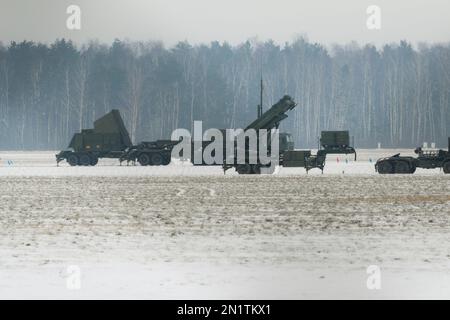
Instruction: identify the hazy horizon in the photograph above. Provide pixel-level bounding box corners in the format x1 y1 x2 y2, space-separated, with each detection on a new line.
1 0 449 48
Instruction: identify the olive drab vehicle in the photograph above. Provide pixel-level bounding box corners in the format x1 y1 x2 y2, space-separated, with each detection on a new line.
56 110 132 166
189 94 298 174
120 140 180 166
375 138 450 174
56 109 180 166
189 90 356 174
187 77 358 174
282 130 357 172
223 94 297 174
319 131 356 160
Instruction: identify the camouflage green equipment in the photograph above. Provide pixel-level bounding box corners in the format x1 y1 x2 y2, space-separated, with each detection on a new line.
120 140 180 166
189 92 356 174
283 149 327 172
282 130 357 173
56 110 132 166
282 150 311 167
222 95 297 174
244 95 296 131
188 95 297 173
375 137 450 174
320 130 356 160
56 110 179 166
191 131 295 166
279 132 294 152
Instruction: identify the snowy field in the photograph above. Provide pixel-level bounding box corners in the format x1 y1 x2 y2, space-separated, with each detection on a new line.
0 150 449 299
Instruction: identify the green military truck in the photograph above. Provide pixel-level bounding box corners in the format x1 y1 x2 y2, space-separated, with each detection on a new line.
56 110 132 166
56 110 179 166
188 94 356 174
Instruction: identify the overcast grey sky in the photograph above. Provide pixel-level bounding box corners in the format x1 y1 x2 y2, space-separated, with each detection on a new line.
1 0 449 47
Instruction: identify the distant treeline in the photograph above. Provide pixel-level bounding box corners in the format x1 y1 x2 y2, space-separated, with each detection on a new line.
0 38 449 150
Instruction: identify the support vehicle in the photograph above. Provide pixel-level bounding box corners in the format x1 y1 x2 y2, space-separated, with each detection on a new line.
56 110 179 166
375 138 450 174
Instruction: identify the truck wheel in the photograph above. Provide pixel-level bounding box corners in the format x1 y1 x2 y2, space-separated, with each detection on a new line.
150 153 163 166
376 161 393 174
90 156 99 166
443 161 450 174
251 164 261 174
67 154 79 166
79 154 91 166
236 164 252 174
162 157 171 166
395 161 410 174
138 153 150 166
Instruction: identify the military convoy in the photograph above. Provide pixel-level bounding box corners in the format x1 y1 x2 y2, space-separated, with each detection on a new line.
55 98 358 174
375 138 450 174
55 95 448 175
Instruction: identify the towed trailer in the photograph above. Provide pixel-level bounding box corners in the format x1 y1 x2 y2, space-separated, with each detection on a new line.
56 109 179 166
56 110 132 166
120 140 180 166
282 131 357 173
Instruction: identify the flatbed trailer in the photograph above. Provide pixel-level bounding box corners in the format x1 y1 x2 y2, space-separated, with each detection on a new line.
56 110 179 167
120 140 180 166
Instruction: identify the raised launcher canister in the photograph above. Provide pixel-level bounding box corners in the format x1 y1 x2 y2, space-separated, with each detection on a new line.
56 109 132 166
319 130 356 160
222 95 297 174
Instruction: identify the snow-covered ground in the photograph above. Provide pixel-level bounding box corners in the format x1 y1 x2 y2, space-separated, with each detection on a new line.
0 150 449 299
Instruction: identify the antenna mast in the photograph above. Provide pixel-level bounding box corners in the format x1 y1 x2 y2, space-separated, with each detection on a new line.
258 76 263 118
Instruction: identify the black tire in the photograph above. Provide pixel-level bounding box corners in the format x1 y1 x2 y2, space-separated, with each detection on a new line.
251 164 261 174
410 165 416 174
236 164 252 174
67 154 79 166
394 161 410 174
162 156 171 166
150 153 163 166
138 153 150 166
79 154 91 166
443 161 450 174
90 156 99 166
376 160 393 174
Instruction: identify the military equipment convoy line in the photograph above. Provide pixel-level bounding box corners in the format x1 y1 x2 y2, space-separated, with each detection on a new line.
55 95 449 175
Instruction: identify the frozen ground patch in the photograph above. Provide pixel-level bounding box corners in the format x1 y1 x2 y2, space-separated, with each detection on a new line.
0 150 449 298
